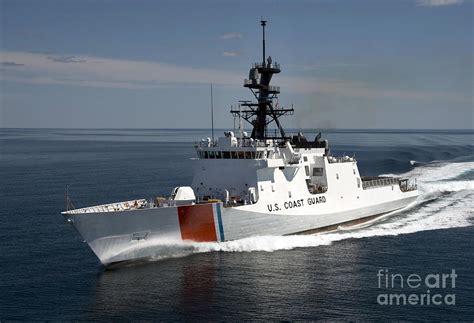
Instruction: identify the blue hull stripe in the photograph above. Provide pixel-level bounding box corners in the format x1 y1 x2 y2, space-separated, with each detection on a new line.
216 203 225 242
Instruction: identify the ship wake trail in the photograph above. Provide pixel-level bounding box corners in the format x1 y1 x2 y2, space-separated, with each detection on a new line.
117 160 474 262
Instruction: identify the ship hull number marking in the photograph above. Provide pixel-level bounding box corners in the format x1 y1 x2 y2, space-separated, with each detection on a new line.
267 196 326 212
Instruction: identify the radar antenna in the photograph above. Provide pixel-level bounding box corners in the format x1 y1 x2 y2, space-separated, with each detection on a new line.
230 20 294 140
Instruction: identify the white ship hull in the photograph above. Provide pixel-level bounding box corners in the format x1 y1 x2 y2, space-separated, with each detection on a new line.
62 20 420 266
64 186 418 266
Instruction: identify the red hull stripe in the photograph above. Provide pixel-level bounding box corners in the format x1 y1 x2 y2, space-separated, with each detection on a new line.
177 204 218 242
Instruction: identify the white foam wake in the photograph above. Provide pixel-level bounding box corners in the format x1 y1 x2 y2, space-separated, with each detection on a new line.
125 160 474 261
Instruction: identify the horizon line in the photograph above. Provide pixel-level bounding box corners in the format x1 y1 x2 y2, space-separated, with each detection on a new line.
1 127 473 132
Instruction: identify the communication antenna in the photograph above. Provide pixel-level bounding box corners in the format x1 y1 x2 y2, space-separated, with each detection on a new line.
66 185 69 211
210 84 214 144
65 185 75 211
261 18 266 65
232 105 236 133
239 103 243 146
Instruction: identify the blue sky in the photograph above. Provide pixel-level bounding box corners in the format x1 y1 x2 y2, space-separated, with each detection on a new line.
0 0 472 129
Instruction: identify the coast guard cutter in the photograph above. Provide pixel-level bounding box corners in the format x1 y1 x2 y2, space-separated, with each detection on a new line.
63 21 419 266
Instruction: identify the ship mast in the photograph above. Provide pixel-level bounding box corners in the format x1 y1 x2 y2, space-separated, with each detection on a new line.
230 20 294 141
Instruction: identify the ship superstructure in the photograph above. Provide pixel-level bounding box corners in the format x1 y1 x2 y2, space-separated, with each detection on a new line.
63 21 419 266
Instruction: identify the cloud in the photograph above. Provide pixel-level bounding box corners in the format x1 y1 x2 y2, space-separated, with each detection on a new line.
219 32 243 40
47 55 86 63
0 50 469 103
0 50 242 89
1 61 25 67
416 0 463 6
222 51 241 57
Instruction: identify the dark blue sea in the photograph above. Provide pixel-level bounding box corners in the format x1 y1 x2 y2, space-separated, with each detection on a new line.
1 128 473 320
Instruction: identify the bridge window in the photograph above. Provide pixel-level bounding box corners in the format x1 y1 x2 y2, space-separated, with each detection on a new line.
199 150 261 159
313 167 323 176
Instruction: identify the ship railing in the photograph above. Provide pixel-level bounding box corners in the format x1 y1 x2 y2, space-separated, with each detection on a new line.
244 79 257 86
362 177 418 191
362 177 400 190
399 178 418 192
195 140 218 148
327 155 356 163
243 82 280 94
195 138 272 149
252 62 280 70
238 138 272 147
268 85 280 92
65 199 148 214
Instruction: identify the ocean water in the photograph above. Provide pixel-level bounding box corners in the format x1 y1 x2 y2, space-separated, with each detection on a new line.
0 128 473 320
